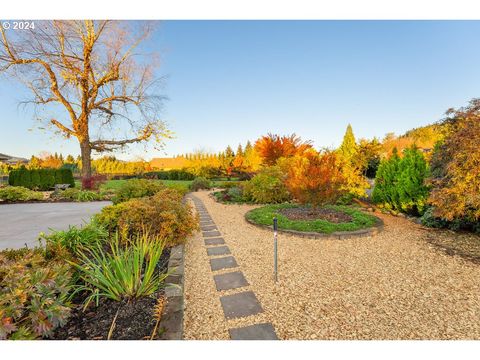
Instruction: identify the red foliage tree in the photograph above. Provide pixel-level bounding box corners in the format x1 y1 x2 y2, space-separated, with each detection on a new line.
254 133 312 166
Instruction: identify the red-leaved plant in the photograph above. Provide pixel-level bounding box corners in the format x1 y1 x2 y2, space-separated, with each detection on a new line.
81 174 106 190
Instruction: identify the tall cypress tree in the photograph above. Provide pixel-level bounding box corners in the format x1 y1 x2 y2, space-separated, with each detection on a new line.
338 124 357 162
372 148 401 207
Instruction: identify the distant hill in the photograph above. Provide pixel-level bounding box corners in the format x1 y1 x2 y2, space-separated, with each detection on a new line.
150 157 188 170
381 123 446 158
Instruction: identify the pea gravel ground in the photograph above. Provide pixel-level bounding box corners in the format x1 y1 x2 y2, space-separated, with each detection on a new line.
183 191 480 340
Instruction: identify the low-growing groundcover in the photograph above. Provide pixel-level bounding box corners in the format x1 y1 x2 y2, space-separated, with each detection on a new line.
0 186 44 202
0 227 172 340
246 204 379 234
213 187 250 204
0 185 113 203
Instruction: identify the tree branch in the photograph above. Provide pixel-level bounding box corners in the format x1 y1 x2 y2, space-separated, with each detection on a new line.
51 119 75 137
90 134 151 151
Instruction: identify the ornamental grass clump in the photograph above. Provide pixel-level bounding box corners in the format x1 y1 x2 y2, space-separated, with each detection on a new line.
72 233 169 308
40 221 109 257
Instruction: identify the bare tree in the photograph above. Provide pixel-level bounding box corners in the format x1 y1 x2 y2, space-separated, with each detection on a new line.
0 20 170 183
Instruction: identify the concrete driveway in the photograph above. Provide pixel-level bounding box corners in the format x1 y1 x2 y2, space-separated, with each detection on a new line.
0 201 111 250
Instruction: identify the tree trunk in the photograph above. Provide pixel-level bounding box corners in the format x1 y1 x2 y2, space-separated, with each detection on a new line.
80 140 92 182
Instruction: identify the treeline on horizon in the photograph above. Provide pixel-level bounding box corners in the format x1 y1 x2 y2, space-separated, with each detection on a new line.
0 122 445 179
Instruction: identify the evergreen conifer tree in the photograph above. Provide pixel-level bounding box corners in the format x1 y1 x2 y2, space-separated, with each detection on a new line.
338 124 357 162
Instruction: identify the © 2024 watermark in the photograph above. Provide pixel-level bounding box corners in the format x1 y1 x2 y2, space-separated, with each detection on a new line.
1 20 35 30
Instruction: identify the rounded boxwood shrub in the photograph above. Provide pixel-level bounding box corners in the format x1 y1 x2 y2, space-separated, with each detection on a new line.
190 177 211 191
112 179 165 204
243 166 291 204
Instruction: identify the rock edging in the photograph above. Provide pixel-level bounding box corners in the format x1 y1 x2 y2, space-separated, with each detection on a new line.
245 216 384 240
159 244 185 340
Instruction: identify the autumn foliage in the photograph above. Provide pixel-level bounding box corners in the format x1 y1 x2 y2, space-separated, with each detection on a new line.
254 133 313 166
282 149 346 208
428 99 480 221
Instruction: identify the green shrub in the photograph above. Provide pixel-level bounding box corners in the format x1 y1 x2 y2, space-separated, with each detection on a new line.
42 169 56 190
59 169 75 188
372 150 401 208
30 170 41 189
372 147 429 215
420 207 449 229
214 186 246 203
190 177 211 191
243 167 291 204
164 182 190 196
95 188 198 246
0 249 73 339
421 207 480 233
94 202 130 234
18 168 32 189
112 179 165 204
335 193 355 205
72 233 169 307
57 188 105 202
8 168 74 190
216 181 242 189
40 221 108 256
0 186 43 202
144 169 195 181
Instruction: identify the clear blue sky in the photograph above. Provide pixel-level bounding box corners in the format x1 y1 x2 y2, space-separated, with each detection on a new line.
1 20 480 160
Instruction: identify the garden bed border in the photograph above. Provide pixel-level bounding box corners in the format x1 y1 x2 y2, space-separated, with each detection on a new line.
245 215 384 240
158 243 185 340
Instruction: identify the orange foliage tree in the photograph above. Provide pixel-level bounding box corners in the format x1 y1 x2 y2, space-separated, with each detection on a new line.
428 99 480 221
254 133 312 166
281 149 347 208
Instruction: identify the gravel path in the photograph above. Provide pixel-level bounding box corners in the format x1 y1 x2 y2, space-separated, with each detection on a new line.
183 191 480 339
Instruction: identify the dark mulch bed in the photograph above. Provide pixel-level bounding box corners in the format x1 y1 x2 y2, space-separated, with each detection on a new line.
52 248 171 340
278 207 353 223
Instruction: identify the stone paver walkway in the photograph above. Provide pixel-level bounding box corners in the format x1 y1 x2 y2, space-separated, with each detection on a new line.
187 194 278 340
